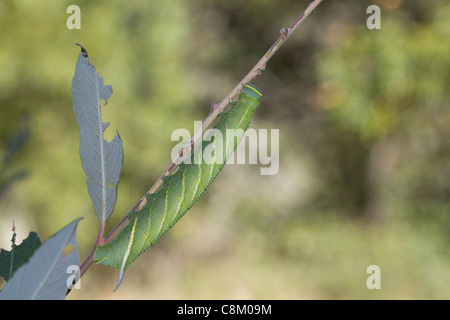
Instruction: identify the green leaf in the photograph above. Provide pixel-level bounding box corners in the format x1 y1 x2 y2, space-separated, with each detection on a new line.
0 231 41 282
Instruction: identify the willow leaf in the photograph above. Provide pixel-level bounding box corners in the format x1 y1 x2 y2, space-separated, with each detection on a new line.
0 231 41 282
71 45 123 224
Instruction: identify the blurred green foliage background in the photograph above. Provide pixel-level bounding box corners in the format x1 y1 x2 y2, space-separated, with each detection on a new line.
1 0 449 299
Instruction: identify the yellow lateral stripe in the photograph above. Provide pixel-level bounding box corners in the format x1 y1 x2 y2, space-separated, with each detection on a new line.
243 83 262 97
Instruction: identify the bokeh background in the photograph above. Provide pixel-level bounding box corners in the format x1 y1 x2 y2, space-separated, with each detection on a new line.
1 0 449 299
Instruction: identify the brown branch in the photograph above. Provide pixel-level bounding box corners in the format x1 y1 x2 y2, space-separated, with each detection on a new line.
70 0 323 296
140 0 323 203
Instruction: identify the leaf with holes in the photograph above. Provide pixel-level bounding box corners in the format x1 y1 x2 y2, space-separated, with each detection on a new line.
0 231 41 282
72 45 123 225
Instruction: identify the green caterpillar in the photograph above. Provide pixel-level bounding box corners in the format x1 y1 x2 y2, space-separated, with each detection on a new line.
94 83 262 289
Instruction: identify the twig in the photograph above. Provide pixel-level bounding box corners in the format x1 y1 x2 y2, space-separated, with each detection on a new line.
135 0 322 209
70 0 323 295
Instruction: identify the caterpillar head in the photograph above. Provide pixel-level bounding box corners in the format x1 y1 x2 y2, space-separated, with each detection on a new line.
242 83 263 101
